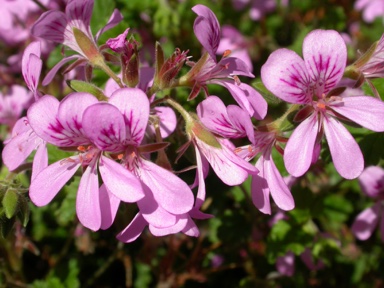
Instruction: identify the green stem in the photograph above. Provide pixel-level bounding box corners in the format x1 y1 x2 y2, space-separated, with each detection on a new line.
269 104 300 130
165 97 193 124
95 60 124 88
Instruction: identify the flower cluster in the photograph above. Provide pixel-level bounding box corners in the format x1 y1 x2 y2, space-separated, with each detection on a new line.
2 0 384 250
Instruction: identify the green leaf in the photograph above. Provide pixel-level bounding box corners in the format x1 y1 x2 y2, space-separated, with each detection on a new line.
55 177 79 226
134 262 152 288
64 259 80 288
2 189 18 219
251 81 281 105
320 194 353 223
359 133 384 166
67 80 108 101
269 220 291 241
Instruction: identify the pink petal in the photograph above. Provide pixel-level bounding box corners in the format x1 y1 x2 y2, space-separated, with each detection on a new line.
197 96 243 138
182 217 200 237
237 83 268 120
153 106 177 138
57 92 98 139
358 166 384 198
276 252 295 276
138 67 155 92
109 88 150 144
31 10 67 44
117 213 147 243
57 92 99 129
227 104 255 143
323 115 364 179
192 4 221 61
352 203 380 240
66 0 94 32
99 184 121 230
264 149 295 211
284 113 319 177
2 125 38 171
96 9 123 40
261 48 311 104
139 159 194 214
303 30 346 95
76 158 101 231
137 188 177 228
29 158 81 206
82 103 126 152
42 55 81 86
194 147 206 210
22 42 42 98
149 215 189 236
197 138 257 186
31 142 48 181
27 95 62 145
252 157 272 214
330 96 384 132
212 57 254 78
99 155 145 202
215 80 266 118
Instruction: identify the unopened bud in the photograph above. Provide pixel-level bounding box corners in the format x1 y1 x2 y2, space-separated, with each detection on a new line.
123 53 139 87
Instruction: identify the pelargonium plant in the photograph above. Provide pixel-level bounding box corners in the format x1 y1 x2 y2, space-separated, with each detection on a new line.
1 0 384 286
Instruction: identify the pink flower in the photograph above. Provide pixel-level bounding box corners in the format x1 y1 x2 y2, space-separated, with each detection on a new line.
276 251 295 276
186 103 258 210
31 0 123 85
355 0 384 23
26 92 144 231
236 130 295 214
82 88 195 231
352 166 384 241
232 0 288 21
181 4 267 120
0 85 32 129
261 29 384 179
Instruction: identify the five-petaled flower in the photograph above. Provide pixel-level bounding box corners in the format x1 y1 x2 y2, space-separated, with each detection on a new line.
262 29 384 179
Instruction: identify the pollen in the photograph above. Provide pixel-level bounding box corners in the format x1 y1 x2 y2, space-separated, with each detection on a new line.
234 147 242 154
77 145 87 152
316 102 326 109
223 49 231 57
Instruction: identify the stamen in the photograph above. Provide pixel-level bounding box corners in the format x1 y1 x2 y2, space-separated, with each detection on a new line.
223 49 231 57
77 145 87 152
233 75 241 86
316 102 326 109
